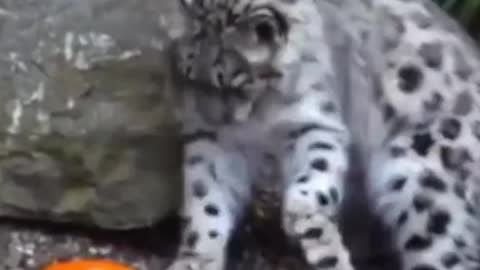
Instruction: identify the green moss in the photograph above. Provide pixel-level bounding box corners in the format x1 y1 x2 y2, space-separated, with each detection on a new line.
32 135 93 186
53 187 95 214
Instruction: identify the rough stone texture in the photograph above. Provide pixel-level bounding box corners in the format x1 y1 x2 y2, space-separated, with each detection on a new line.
0 217 278 270
0 189 396 270
0 0 186 229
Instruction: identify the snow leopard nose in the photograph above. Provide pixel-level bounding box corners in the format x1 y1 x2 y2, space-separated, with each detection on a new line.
195 45 254 90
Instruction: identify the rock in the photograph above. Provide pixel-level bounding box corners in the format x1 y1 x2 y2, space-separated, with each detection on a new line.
0 0 185 229
0 218 296 270
0 220 178 270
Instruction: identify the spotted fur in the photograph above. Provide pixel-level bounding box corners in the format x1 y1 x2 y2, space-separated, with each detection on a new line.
166 0 480 270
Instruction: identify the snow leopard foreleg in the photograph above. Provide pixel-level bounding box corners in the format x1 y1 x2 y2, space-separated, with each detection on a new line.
281 119 354 270
168 128 252 270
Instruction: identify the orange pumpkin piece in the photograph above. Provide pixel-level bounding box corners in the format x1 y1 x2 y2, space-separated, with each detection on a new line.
43 259 135 270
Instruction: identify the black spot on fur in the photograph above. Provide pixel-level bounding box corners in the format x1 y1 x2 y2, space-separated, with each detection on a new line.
216 71 225 87
301 190 308 196
301 52 318 62
466 203 476 216
286 143 295 152
289 124 323 139
472 120 480 141
311 82 324 91
309 142 334 151
383 12 405 51
321 101 337 113
383 103 396 121
440 145 473 170
208 163 217 181
311 158 329 171
390 146 407 158
398 64 424 93
360 30 369 42
373 79 384 100
329 188 339 204
411 264 437 270
423 92 443 111
427 209 451 235
411 132 435 156
415 120 433 131
180 216 191 230
439 118 461 140
186 231 199 248
458 167 472 182
404 234 432 251
205 204 220 216
420 172 446 192
453 91 473 116
453 47 473 80
316 256 338 268
297 175 309 183
411 12 433 29
444 74 452 86
397 211 409 227
391 176 407 191
473 191 480 206
317 192 329 206
465 254 480 263
453 237 467 248
454 183 466 199
442 252 460 268
439 146 455 170
208 230 219 239
413 195 433 212
186 155 204 165
303 228 323 239
418 42 443 69
192 180 208 198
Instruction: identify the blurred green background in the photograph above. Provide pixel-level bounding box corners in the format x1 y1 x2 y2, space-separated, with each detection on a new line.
434 0 480 41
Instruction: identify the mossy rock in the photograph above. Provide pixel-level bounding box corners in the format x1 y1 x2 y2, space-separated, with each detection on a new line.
0 0 184 229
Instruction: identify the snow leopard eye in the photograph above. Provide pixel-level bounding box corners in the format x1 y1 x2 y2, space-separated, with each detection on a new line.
249 7 288 43
254 21 275 43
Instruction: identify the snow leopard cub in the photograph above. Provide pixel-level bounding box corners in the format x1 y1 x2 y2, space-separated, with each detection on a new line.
166 0 480 270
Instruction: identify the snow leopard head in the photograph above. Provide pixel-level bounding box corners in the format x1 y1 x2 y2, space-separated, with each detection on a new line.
170 0 333 125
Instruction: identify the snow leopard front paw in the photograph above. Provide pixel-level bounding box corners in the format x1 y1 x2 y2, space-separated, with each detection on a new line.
282 178 340 237
282 180 352 270
285 212 353 270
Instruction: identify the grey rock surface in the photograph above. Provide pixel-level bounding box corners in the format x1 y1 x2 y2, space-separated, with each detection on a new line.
0 191 395 270
0 0 185 229
0 218 278 270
